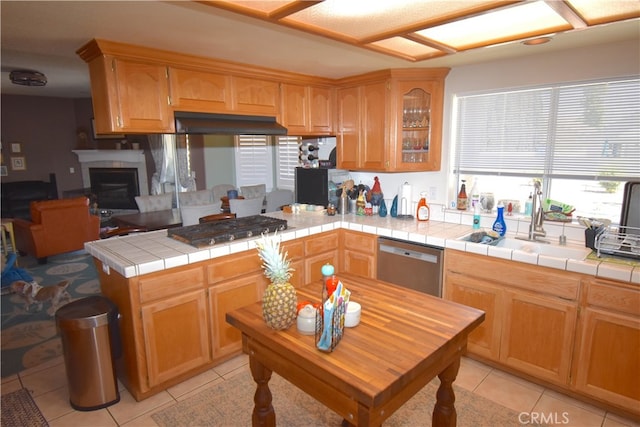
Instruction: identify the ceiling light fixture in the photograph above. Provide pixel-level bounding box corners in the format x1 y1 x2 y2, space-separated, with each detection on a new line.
523 37 552 46
9 69 47 86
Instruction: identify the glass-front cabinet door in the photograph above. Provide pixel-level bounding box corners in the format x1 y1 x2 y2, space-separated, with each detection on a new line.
394 79 443 171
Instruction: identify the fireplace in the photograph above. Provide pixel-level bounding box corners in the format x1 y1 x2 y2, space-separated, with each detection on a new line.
90 168 139 209
73 150 149 211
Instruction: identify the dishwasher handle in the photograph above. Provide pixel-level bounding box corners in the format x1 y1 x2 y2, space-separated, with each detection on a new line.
379 243 439 264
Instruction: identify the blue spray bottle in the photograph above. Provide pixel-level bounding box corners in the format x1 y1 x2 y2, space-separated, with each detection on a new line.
492 202 507 236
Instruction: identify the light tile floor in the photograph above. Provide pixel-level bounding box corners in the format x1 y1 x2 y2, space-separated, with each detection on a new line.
2 355 638 427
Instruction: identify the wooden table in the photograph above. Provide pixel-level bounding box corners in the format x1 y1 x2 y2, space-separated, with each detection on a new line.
112 209 182 231
226 274 485 427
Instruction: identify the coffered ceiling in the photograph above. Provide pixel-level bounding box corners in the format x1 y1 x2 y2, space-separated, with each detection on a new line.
1 0 639 98
203 0 640 61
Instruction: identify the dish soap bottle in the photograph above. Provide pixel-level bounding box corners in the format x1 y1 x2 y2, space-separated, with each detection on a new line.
492 202 507 236
472 203 481 230
470 178 480 210
457 180 468 211
416 192 430 221
524 193 533 216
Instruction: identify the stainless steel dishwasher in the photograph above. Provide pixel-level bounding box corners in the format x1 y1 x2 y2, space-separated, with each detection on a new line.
377 237 443 297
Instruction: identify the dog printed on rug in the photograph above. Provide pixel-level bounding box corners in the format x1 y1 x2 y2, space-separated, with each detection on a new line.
10 280 71 316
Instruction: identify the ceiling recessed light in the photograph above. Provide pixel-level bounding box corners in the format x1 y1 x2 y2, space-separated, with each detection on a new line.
523 37 552 46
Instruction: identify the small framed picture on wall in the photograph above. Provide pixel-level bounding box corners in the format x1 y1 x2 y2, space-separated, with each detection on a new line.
11 142 21 153
11 157 26 171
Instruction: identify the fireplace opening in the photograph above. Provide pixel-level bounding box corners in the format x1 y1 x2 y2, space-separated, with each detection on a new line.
89 168 140 210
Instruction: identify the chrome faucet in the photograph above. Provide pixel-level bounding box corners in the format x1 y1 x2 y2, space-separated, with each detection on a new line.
518 181 548 243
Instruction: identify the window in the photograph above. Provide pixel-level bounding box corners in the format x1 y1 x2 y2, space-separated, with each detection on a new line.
234 135 299 191
235 135 273 190
275 136 300 191
453 77 640 222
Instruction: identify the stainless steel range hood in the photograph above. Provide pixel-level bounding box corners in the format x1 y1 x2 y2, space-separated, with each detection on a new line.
174 111 287 135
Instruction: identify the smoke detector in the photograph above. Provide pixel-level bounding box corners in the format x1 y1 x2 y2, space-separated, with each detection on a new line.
9 69 47 86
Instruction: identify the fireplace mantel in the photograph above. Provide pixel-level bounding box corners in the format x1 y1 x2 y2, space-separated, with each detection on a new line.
72 149 145 163
73 150 149 197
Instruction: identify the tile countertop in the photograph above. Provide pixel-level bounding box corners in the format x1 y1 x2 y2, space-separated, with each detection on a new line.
84 209 640 284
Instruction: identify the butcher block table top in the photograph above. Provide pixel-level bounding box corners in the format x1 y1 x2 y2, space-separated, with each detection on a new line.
226 274 485 427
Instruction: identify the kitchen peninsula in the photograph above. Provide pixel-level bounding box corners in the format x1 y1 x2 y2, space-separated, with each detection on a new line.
85 211 639 420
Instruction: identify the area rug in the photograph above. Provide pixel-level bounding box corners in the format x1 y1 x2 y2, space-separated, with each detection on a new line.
1 387 49 427
1 250 101 378
153 369 541 427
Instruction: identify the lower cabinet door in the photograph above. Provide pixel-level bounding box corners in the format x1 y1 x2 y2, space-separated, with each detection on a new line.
573 307 640 411
500 290 577 385
444 271 503 361
305 251 339 284
141 290 211 387
343 249 375 279
209 272 267 359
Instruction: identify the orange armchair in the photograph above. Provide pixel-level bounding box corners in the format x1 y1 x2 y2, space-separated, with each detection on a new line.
13 197 100 263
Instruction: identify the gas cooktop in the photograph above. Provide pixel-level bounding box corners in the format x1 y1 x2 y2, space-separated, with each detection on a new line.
167 215 287 248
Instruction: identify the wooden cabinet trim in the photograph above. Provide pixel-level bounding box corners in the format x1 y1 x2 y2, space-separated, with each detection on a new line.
78 39 336 86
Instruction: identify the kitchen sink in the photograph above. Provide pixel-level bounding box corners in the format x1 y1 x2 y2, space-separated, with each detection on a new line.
457 231 592 260
493 238 592 260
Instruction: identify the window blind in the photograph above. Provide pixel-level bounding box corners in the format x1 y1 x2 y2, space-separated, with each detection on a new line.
234 135 273 189
275 136 299 190
455 77 640 181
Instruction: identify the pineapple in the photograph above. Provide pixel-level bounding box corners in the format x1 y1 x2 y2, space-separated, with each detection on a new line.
256 231 297 330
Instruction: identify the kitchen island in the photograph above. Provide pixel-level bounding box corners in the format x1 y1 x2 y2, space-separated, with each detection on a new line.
85 210 639 419
227 274 485 427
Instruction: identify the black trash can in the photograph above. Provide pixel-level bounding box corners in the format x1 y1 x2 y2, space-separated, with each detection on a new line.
55 296 121 411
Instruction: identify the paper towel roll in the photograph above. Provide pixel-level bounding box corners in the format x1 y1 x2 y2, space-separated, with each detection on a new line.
399 182 412 216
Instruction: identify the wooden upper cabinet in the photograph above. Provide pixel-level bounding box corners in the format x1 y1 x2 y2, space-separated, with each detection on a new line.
337 86 360 170
96 57 174 134
281 83 334 135
78 40 449 146
394 79 443 171
337 81 388 171
337 69 449 172
361 81 388 170
169 67 231 113
230 76 279 116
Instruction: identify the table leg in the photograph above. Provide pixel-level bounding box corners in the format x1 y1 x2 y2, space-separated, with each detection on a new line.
249 356 275 427
432 356 460 427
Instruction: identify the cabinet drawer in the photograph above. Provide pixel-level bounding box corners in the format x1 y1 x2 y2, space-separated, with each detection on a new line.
445 250 580 300
305 232 339 255
585 279 640 316
282 240 304 261
139 266 205 303
207 250 262 284
343 230 376 254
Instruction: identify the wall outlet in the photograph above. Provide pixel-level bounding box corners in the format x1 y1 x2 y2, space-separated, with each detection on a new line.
69 167 75 173
429 186 437 201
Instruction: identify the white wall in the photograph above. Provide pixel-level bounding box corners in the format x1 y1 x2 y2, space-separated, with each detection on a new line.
351 38 640 212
